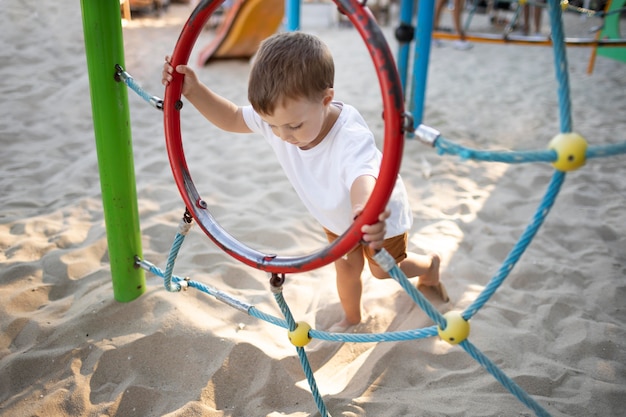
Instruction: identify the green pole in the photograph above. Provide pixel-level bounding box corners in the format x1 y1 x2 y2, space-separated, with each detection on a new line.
81 0 145 302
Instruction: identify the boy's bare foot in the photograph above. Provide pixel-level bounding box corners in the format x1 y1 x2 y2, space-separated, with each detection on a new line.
327 317 358 333
417 253 440 286
418 281 450 302
417 253 450 302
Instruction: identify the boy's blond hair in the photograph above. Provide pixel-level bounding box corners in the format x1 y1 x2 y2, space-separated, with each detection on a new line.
248 32 334 115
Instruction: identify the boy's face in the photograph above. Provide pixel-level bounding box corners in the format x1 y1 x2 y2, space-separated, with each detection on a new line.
260 90 334 150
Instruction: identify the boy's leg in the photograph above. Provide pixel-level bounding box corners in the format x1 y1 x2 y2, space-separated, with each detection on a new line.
398 253 439 285
324 228 367 326
333 248 366 325
367 235 449 302
403 253 449 302
369 250 438 284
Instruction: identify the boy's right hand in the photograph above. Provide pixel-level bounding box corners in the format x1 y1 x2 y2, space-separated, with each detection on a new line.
162 55 197 97
355 206 390 251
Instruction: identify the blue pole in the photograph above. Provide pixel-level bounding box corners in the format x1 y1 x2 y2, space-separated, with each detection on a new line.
411 0 436 126
396 0 416 91
285 0 300 31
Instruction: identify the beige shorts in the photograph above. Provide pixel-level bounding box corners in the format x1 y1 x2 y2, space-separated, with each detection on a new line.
323 228 408 268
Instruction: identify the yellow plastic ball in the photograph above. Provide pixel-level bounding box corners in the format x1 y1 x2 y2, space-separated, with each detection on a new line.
560 0 569 10
438 311 470 345
288 321 312 347
548 132 587 172
519 0 527 5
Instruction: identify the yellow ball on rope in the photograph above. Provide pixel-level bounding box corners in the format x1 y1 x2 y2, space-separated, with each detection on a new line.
548 132 588 172
288 321 312 347
438 311 470 345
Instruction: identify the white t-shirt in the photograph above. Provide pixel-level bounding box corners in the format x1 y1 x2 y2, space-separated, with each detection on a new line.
242 102 413 238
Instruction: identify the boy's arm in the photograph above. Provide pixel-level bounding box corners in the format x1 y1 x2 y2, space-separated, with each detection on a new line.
163 60 251 134
185 81 252 134
351 175 389 250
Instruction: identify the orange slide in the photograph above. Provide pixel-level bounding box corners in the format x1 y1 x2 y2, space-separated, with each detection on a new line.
197 0 285 66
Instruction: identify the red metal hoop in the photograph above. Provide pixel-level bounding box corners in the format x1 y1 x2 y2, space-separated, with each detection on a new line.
164 0 405 274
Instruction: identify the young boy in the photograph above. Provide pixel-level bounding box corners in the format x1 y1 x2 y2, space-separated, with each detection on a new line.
162 32 448 328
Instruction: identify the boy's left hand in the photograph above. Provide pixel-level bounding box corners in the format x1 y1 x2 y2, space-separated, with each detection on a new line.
354 207 390 251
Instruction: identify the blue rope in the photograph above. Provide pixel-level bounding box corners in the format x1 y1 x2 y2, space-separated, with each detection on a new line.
369 252 553 416
435 136 626 163
435 137 557 163
389 263 447 329
115 64 163 109
547 0 573 134
309 326 438 342
463 171 565 320
163 232 186 292
461 340 552 417
297 346 330 416
586 142 626 158
273 290 330 417
248 307 289 329
139 258 447 343
138 257 254 311
372 249 449 330
272 290 297 332
124 75 154 104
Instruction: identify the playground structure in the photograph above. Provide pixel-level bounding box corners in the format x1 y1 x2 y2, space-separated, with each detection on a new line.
403 0 625 122
80 0 626 416
587 0 626 72
197 0 625 75
431 0 626 74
